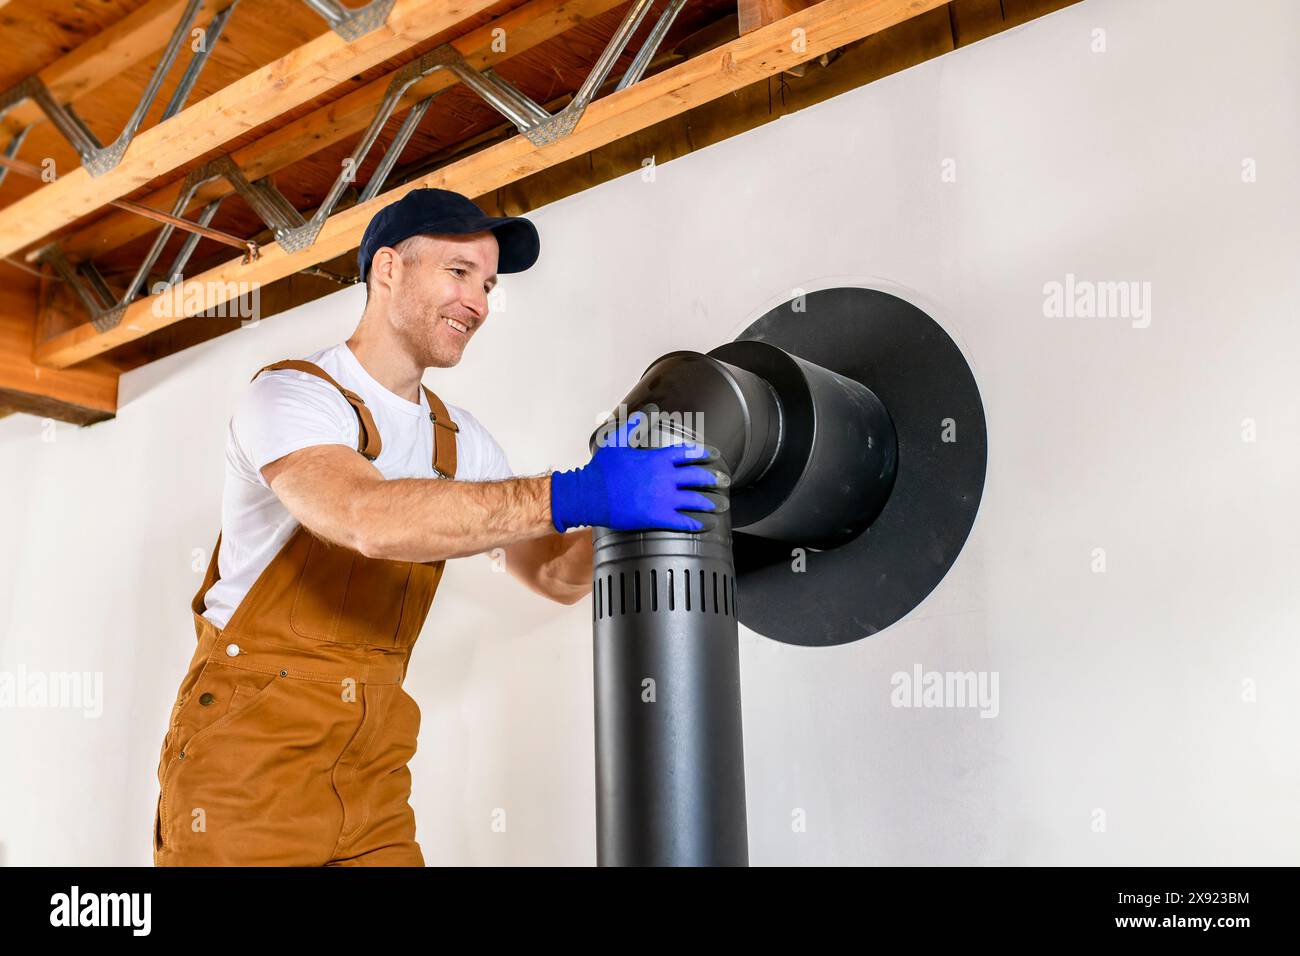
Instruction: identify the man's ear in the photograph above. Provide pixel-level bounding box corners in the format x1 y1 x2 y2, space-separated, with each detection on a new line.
371 246 400 293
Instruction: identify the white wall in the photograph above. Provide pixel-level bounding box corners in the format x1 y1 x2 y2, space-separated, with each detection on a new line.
2 0 1297 865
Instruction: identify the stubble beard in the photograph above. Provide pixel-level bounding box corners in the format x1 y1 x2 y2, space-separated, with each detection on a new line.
396 300 462 369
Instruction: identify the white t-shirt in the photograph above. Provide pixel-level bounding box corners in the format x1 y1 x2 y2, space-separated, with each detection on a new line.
202 342 514 629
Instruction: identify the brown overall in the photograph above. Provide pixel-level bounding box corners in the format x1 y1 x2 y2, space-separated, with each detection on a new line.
153 359 459 866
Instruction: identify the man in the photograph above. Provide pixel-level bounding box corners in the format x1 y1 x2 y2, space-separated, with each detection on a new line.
154 188 723 866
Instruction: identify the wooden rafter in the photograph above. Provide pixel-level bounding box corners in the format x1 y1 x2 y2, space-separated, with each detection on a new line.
0 307 117 422
35 0 950 370
59 0 629 264
0 0 507 261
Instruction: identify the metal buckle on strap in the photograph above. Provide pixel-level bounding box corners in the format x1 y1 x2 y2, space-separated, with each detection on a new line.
428 409 459 431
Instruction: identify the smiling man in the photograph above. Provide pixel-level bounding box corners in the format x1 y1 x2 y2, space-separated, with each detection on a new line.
153 188 723 867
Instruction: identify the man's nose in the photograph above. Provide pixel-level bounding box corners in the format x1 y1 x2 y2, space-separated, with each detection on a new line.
463 289 488 322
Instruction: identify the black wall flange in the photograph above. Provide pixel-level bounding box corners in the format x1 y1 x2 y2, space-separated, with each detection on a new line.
590 287 988 866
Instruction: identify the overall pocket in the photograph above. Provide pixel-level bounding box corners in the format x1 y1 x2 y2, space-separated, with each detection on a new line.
172 663 283 754
289 536 414 645
155 663 287 854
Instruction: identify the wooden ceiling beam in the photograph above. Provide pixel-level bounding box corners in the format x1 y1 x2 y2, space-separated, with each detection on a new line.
0 0 507 260
59 0 628 264
34 0 949 370
0 312 117 423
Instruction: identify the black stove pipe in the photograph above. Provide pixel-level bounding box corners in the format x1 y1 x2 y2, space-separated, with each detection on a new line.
591 341 898 866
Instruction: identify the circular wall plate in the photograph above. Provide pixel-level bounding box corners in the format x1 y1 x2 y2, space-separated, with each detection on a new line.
729 287 987 646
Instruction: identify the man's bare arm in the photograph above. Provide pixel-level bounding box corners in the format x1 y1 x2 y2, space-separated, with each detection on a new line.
504 528 593 605
262 443 555 563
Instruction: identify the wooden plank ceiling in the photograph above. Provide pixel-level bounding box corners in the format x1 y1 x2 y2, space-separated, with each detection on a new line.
0 0 1079 425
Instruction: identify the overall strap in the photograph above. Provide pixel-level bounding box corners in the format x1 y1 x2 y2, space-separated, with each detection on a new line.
252 360 382 461
191 530 224 618
421 384 459 479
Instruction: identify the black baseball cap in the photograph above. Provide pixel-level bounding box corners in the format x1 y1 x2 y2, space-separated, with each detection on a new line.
357 187 540 282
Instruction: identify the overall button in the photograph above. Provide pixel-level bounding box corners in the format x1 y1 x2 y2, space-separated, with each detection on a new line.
199 693 215 706
225 643 241 657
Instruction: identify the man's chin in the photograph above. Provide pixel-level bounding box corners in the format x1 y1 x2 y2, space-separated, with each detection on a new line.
424 347 463 369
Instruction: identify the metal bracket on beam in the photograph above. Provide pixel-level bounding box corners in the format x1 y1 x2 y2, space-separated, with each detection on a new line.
35 245 135 334
202 155 310 240
36 131 377 332
451 0 687 147
28 163 249 334
300 0 396 42
213 45 464 253
0 0 235 178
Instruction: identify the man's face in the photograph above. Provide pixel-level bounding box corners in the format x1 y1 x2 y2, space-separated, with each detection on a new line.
376 232 499 368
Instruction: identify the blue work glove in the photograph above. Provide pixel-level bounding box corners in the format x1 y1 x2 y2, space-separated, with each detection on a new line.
550 410 728 533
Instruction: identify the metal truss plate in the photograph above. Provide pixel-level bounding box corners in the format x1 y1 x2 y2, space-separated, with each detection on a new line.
309 0 397 42
521 108 583 147
91 304 128 334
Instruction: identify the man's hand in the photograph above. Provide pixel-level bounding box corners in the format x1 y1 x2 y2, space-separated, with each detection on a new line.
549 410 729 533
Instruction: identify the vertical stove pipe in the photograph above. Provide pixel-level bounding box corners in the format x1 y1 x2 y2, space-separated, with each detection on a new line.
591 346 897 866
592 512 745 866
